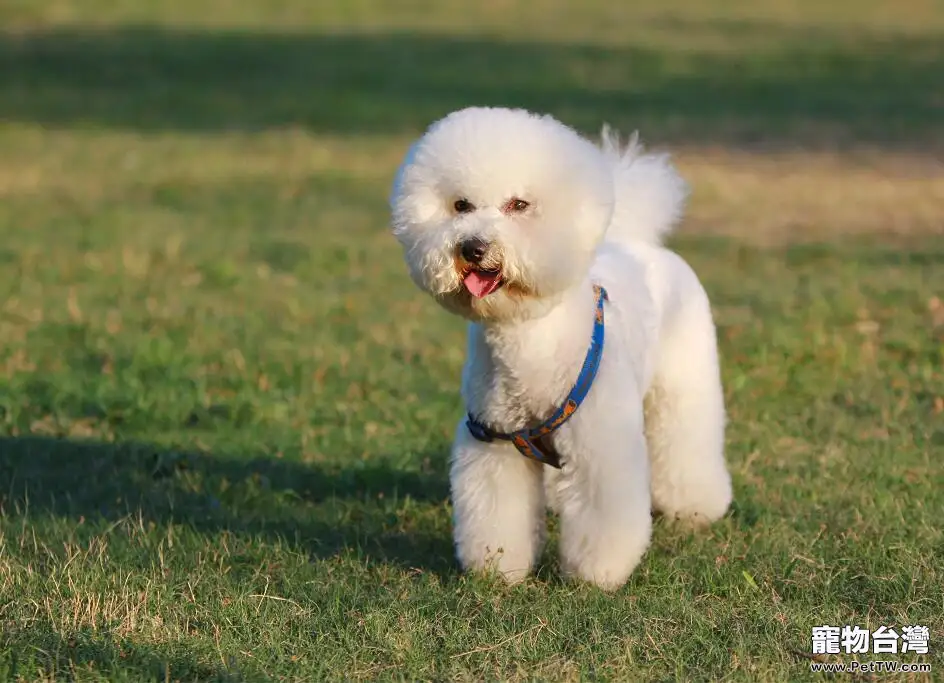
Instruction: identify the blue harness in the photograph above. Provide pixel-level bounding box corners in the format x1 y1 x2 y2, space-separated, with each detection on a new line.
466 285 609 469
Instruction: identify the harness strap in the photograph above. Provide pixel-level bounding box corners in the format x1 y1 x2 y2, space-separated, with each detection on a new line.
465 285 608 469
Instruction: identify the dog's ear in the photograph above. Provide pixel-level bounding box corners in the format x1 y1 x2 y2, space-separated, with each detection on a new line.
389 139 422 211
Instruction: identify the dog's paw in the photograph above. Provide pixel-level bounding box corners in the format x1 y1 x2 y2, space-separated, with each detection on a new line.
457 543 535 584
657 488 732 530
559 527 649 591
561 551 639 591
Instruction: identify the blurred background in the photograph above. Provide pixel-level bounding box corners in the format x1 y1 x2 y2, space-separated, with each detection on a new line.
3 0 943 240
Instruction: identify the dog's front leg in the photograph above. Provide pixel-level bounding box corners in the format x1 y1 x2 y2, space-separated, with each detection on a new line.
557 411 652 591
449 423 545 584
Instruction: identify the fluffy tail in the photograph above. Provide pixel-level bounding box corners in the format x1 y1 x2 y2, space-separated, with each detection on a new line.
600 125 688 247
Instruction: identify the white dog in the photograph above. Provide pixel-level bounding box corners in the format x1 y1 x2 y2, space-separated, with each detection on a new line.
390 107 732 590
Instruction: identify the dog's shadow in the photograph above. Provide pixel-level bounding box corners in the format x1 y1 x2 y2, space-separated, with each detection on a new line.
1 620 231 682
0 436 456 575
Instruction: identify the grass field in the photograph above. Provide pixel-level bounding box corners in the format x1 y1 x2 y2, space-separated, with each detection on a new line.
1 0 942 680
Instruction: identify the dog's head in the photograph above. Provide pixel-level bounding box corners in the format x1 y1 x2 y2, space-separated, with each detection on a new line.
390 107 614 322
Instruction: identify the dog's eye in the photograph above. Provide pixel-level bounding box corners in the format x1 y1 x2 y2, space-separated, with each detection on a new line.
454 198 475 214
503 198 530 213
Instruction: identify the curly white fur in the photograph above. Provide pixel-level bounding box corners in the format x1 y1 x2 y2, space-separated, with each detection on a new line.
390 107 732 590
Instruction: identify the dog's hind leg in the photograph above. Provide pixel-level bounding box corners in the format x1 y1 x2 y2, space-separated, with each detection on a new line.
646 298 733 525
449 423 546 583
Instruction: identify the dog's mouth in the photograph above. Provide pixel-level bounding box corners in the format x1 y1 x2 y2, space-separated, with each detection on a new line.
462 266 504 299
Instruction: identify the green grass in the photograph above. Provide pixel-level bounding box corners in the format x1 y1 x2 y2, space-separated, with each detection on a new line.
1 1 943 680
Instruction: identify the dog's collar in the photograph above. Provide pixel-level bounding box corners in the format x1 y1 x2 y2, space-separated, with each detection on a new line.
466 285 609 469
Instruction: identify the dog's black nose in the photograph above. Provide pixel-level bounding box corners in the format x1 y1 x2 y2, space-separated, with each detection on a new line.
460 237 489 264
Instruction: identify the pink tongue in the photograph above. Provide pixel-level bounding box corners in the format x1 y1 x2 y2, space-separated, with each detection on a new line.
463 270 502 298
